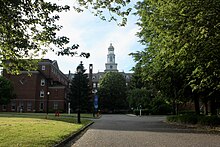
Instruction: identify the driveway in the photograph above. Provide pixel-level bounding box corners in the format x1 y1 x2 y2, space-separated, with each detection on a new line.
68 114 220 147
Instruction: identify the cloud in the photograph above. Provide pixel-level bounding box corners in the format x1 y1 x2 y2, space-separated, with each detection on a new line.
44 0 144 74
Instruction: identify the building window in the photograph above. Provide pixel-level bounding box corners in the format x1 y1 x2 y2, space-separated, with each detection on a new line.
40 102 44 111
110 56 113 62
40 90 44 97
42 65 45 70
54 102 58 110
110 65 113 69
11 103 16 111
2 105 6 111
27 102 32 111
19 102 24 112
92 76 96 80
41 79 45 86
97 83 100 88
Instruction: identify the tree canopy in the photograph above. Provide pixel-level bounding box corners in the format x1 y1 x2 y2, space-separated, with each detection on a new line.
69 63 91 112
131 0 220 115
0 76 14 105
0 0 131 74
98 72 128 112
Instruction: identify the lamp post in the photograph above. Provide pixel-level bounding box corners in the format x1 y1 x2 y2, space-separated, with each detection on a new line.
76 61 85 124
46 91 50 119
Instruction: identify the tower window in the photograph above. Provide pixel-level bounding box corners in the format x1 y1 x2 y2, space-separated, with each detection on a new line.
110 56 113 62
110 65 113 69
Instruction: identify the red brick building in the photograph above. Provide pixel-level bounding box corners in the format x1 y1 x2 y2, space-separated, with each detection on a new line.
1 59 69 113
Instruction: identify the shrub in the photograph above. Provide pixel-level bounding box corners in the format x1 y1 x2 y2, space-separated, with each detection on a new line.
167 115 220 126
179 110 195 115
166 116 179 122
178 114 198 124
198 115 220 126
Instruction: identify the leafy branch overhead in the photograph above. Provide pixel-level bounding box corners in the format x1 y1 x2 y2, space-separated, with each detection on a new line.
0 0 131 73
132 0 220 115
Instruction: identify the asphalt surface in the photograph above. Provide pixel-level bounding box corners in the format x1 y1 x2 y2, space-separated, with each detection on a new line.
68 114 220 147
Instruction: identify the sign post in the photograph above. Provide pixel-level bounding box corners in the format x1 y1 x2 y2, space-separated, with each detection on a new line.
94 95 98 116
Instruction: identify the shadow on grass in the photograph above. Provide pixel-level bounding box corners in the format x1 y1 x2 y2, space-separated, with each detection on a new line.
0 112 93 124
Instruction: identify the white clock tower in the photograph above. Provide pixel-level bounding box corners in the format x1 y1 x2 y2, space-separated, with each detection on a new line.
105 43 118 72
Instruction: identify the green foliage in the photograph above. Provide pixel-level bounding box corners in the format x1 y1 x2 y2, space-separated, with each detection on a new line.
167 114 198 124
0 76 14 105
167 115 220 126
198 115 220 126
98 72 128 112
127 88 151 109
132 0 220 115
0 0 132 73
73 0 132 26
69 63 91 112
150 96 172 115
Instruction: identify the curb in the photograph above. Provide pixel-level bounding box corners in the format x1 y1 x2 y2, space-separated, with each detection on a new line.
54 121 94 147
126 114 137 117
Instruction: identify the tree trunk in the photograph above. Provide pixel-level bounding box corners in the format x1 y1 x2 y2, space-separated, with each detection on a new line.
172 100 176 115
194 96 200 115
204 101 208 115
210 98 217 115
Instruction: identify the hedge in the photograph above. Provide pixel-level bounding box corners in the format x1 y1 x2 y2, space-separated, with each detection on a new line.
167 114 220 126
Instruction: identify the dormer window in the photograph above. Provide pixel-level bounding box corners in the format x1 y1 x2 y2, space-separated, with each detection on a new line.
41 79 45 86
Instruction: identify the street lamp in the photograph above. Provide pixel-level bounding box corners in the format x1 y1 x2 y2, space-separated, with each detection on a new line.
46 91 50 119
76 61 84 124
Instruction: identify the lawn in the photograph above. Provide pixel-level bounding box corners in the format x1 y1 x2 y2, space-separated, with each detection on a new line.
0 113 93 147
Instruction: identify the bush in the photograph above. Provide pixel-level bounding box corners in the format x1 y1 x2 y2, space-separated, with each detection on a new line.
166 116 179 122
198 115 220 126
167 115 220 126
178 114 198 124
179 110 195 115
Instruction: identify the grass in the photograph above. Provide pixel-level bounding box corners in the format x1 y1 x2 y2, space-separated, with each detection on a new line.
0 113 93 147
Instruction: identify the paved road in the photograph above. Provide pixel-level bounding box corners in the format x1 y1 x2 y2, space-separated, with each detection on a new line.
69 115 220 147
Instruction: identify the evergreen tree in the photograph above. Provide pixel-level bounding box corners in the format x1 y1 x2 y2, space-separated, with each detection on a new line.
0 76 14 105
69 62 91 113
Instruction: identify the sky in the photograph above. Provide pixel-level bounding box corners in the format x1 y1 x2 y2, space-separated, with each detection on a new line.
44 0 144 74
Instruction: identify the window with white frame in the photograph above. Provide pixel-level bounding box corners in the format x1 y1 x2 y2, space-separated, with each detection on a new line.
27 102 32 111
41 79 45 86
40 102 44 110
2 105 6 111
93 83 96 88
53 102 58 110
11 102 16 111
42 65 45 70
40 90 44 97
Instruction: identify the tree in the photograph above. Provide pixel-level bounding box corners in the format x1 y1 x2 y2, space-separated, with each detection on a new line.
98 72 128 112
0 76 14 105
0 0 131 74
69 63 91 112
134 0 220 115
127 88 151 110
